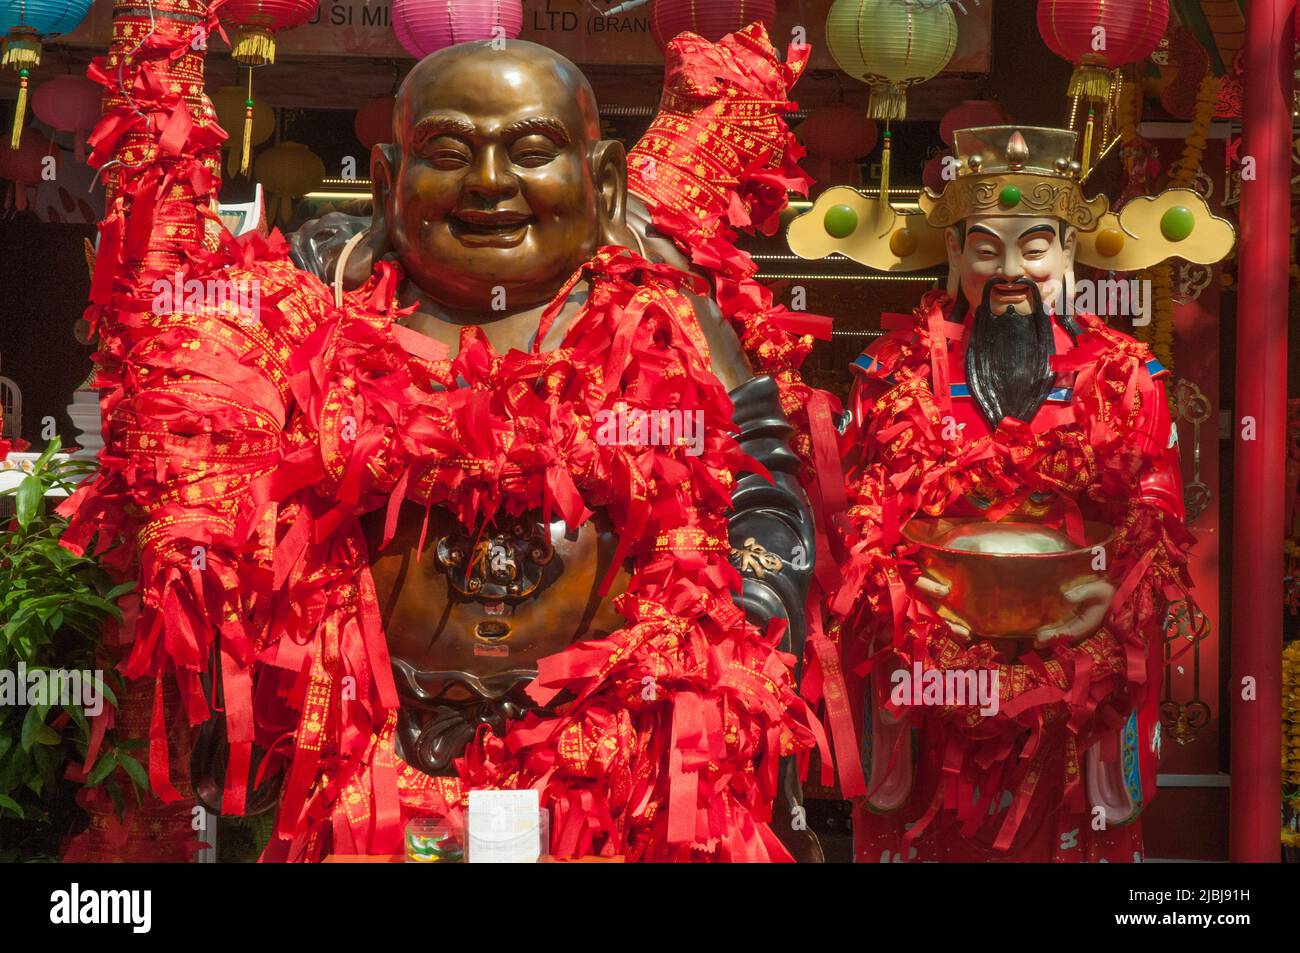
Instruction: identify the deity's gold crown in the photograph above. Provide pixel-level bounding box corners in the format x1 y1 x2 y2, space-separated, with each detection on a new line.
952 126 1082 180
920 125 1109 231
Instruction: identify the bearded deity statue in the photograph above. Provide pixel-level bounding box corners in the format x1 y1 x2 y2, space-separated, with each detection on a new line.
64 3 839 862
790 125 1234 861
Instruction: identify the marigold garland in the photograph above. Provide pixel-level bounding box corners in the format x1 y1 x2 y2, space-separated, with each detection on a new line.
1123 74 1219 374
1166 75 1221 189
1284 640 1300 847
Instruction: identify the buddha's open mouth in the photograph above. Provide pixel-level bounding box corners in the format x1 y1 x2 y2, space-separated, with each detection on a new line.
450 209 534 246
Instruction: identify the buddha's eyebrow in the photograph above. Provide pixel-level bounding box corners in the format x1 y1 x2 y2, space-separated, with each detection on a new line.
968 225 1001 239
412 115 476 145
1019 224 1057 239
500 116 570 146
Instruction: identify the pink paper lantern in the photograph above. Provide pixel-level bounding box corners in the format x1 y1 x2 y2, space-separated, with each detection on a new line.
391 0 524 59
31 75 101 162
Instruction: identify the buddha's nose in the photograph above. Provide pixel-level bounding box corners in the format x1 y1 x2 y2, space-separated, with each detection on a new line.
464 146 517 200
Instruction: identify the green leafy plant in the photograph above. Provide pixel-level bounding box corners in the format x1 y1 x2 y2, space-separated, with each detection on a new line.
0 438 139 860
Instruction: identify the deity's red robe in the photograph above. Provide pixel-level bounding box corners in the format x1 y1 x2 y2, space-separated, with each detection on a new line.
835 290 1190 862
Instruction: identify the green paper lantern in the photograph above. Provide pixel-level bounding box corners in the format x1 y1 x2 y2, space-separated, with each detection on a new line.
825 0 959 121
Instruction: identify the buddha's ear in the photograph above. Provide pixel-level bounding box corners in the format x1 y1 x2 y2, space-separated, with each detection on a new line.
369 143 392 236
340 144 397 289
592 139 628 245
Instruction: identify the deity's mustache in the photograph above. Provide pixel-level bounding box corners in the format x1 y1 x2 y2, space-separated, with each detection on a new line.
965 277 1058 429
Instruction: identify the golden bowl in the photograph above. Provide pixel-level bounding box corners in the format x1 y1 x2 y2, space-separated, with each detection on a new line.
902 517 1115 641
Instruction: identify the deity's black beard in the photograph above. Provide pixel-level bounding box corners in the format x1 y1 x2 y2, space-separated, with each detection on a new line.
965 279 1058 429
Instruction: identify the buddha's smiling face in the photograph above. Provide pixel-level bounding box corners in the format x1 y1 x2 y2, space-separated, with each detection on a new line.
386 41 620 312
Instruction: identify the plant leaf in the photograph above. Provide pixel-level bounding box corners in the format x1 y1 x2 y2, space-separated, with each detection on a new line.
33 437 63 472
117 753 148 795
86 750 117 787
19 707 59 752
14 476 43 532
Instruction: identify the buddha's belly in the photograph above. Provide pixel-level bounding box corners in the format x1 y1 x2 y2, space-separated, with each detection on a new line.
362 502 630 705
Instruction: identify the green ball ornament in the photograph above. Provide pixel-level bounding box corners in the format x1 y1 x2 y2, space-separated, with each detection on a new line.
824 204 859 239
998 185 1021 208
1159 205 1195 242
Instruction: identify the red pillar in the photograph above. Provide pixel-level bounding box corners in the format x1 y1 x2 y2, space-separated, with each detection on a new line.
1230 0 1293 863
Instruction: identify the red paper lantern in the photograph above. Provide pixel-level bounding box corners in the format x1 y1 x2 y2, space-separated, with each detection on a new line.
217 0 317 176
354 97 395 150
1036 0 1168 99
31 75 101 162
922 152 948 193
0 129 54 211
939 99 1010 146
802 105 877 162
219 0 318 66
651 0 776 50
802 153 862 200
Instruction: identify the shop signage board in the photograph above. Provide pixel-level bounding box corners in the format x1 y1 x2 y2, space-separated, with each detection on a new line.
60 0 991 72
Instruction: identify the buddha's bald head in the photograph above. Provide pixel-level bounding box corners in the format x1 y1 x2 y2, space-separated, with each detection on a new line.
396 41 602 148
375 40 626 312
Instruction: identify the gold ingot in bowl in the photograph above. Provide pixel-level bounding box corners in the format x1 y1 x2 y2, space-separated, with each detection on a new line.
902 518 1115 641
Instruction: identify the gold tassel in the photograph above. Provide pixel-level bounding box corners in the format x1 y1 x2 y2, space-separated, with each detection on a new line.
241 101 253 177
1 31 42 70
239 71 254 177
10 68 29 150
1068 56 1113 101
879 127 892 212
1080 108 1096 179
232 28 276 67
867 81 907 121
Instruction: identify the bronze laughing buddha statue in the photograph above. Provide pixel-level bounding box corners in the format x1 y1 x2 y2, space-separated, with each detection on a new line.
181 38 821 859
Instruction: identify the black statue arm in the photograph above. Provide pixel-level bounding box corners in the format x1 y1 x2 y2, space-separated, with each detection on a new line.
727 374 821 862
287 211 371 283
727 375 815 665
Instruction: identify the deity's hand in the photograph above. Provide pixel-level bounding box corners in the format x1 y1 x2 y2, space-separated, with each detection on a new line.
1035 578 1117 643
913 575 971 639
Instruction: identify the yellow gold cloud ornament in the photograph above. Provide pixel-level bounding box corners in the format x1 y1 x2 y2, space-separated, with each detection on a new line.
1074 188 1236 271
787 186 946 272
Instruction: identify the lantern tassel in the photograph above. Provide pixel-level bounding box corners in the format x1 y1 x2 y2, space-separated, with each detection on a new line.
241 102 253 176
879 128 892 212
10 69 29 150
232 28 276 68
240 69 255 177
1 31 42 70
868 81 907 122
1080 108 1096 179
1068 57 1113 102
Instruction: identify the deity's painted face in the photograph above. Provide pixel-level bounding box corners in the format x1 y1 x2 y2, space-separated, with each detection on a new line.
387 42 619 312
946 214 1076 317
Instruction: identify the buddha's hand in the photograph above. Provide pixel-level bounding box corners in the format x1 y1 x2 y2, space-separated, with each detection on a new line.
1035 578 1117 643
913 574 971 639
